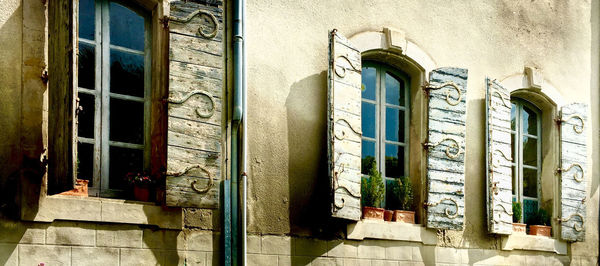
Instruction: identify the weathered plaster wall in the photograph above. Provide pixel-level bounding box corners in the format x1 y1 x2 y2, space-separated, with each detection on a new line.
246 0 598 261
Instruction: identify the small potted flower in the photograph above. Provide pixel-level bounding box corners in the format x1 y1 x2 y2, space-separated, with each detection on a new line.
391 176 415 223
528 208 552 237
512 201 526 234
125 172 155 202
361 162 385 220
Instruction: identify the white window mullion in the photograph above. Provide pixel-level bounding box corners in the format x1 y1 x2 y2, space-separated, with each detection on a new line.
143 15 152 170
92 0 103 194
100 0 111 191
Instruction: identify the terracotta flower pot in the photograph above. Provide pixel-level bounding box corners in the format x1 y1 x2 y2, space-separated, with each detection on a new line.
362 206 385 220
512 223 526 235
59 179 89 197
384 210 394 221
133 185 151 202
393 210 415 223
529 225 551 237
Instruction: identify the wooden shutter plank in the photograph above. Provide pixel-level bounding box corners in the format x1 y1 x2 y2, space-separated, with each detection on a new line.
328 30 362 221
425 67 467 230
166 1 223 208
486 79 513 235
560 103 587 242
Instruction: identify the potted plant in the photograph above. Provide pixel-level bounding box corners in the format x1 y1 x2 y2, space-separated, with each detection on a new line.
361 162 385 220
512 201 526 234
125 172 155 202
391 176 415 223
528 208 552 237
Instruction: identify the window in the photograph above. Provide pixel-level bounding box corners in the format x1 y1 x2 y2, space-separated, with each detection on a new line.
510 99 541 224
77 0 151 196
360 61 410 208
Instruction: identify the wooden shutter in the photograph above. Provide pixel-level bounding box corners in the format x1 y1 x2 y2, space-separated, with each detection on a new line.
48 0 77 194
328 30 362 221
424 67 467 230
559 103 587 241
165 2 223 208
485 79 513 234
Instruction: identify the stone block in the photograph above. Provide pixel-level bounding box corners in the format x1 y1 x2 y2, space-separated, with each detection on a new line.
293 238 327 257
262 235 291 255
371 260 398 266
72 247 119 266
96 224 142 248
0 221 46 244
184 208 217 230
312 257 343 266
0 243 17 266
344 258 372 266
277 255 291 266
23 196 102 222
247 235 261 254
187 230 219 251
291 256 315 265
142 229 184 250
46 221 95 246
19 245 70 266
120 248 164 266
434 247 461 264
101 201 183 229
247 254 277 266
205 251 220 266
357 240 385 260
385 243 413 261
327 240 358 258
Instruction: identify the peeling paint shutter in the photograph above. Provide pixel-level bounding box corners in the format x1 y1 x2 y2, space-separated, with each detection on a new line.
486 79 513 234
559 103 587 241
424 68 467 230
328 30 362 221
165 2 223 208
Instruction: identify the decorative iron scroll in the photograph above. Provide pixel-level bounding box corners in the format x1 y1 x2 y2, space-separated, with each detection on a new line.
491 89 511 109
167 164 214 194
558 163 584 183
491 148 512 169
423 137 462 159
424 81 462 106
334 54 361 78
166 90 215 118
170 10 219 39
334 118 362 140
332 161 361 210
427 198 459 219
561 114 585 134
561 213 585 232
494 203 513 216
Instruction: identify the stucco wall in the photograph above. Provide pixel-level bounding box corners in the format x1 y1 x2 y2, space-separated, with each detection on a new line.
245 0 599 261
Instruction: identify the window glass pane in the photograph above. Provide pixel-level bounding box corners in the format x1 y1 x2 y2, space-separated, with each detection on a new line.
79 0 95 40
522 105 538 136
77 93 95 138
77 142 94 187
109 2 145 51
78 42 95 89
361 102 376 139
522 136 538 167
110 49 144 97
523 199 538 225
109 98 144 144
385 73 405 106
109 146 143 190
385 179 397 209
523 168 538 198
385 107 404 142
385 144 404 178
510 103 516 131
511 133 516 164
511 166 517 196
361 140 376 175
361 66 376 101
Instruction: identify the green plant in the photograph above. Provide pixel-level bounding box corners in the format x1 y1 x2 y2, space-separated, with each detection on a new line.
512 201 522 223
392 177 414 211
361 162 384 208
529 208 551 226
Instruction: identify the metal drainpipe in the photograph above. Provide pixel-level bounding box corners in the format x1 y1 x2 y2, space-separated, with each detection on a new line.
240 0 248 264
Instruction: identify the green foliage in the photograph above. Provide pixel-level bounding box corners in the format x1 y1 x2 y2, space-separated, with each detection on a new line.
512 201 522 223
391 177 414 211
528 207 551 226
361 162 384 208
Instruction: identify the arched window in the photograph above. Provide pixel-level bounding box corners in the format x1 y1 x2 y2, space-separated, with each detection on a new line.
361 61 410 208
510 98 541 224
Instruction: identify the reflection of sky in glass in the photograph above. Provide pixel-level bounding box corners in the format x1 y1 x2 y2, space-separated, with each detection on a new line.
522 105 537 135
385 73 404 106
361 140 375 175
110 2 145 51
510 103 516 130
361 67 376 100
385 108 404 142
361 102 376 138
79 0 95 40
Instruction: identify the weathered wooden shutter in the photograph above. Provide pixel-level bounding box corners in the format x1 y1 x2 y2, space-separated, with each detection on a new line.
485 79 513 234
165 2 223 208
424 67 467 230
559 103 587 241
48 0 77 194
328 30 362 221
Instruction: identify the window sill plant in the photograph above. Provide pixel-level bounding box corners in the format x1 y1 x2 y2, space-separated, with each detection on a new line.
126 172 155 202
512 201 526 234
59 179 89 197
361 162 385 220
391 176 415 224
528 208 551 237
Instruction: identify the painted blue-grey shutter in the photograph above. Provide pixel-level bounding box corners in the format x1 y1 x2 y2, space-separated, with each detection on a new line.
165 2 223 208
559 103 587 241
486 79 513 234
424 68 467 230
328 30 362 221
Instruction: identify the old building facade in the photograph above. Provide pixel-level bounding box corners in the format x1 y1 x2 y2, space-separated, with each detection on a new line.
0 0 598 265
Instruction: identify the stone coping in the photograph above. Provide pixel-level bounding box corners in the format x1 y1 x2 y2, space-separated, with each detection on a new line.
21 195 182 229
347 219 437 245
501 233 567 254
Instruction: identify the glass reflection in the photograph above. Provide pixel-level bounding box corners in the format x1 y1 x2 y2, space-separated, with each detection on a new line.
361 102 376 139
361 140 376 175
523 168 538 198
385 108 404 142
77 142 94 187
79 0 95 40
77 93 95 138
110 49 144 97
109 146 143 189
523 105 538 135
78 42 95 89
522 136 537 167
361 66 376 101
109 98 144 144
385 144 404 178
110 2 145 51
385 73 404 106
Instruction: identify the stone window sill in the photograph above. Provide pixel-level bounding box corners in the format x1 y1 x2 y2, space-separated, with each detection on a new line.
346 219 437 245
501 233 567 254
21 195 182 229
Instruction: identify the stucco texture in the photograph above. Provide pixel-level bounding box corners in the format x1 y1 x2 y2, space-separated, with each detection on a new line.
245 0 598 256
